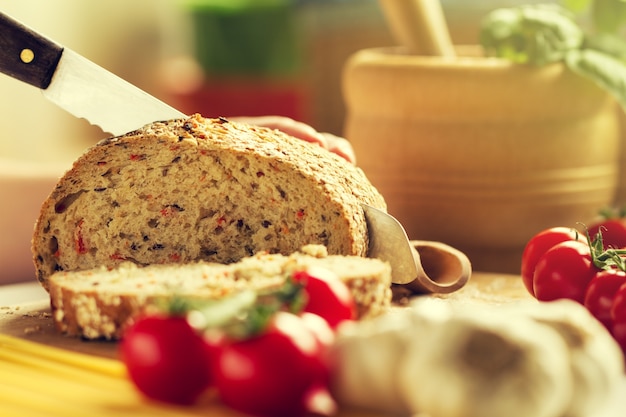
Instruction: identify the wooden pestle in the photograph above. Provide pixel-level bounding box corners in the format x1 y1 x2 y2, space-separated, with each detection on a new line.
378 0 455 57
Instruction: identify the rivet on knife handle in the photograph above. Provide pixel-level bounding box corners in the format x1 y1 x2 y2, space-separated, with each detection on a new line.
0 12 63 89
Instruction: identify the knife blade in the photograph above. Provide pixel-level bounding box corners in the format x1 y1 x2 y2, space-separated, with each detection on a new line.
0 12 186 136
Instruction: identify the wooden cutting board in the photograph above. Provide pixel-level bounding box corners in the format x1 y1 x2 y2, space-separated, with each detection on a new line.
0 272 531 359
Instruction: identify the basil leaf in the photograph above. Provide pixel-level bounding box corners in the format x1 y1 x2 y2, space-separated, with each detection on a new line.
565 48 626 108
585 32 626 60
480 5 584 66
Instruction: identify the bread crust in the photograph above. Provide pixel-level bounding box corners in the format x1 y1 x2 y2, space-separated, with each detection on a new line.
32 115 386 290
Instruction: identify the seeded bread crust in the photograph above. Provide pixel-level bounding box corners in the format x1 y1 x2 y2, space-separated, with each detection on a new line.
49 245 392 340
32 114 386 290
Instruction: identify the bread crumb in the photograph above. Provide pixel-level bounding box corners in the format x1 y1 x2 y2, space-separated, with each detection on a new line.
23 311 51 319
299 244 328 258
23 325 42 335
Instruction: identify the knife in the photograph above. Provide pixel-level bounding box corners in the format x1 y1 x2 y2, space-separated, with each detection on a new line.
0 12 185 136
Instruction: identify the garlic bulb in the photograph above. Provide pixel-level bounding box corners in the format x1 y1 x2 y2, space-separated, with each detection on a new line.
516 299 625 417
398 306 573 417
330 312 420 414
328 297 623 417
330 300 452 415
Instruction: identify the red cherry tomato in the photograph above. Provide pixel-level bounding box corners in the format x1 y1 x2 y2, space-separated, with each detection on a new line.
203 329 228 378
293 267 356 329
587 218 626 250
120 315 212 405
214 311 331 417
521 227 585 296
610 283 626 357
584 269 626 329
532 240 598 303
299 311 336 349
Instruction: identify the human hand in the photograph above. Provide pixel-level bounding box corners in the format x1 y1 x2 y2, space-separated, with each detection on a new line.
229 116 356 164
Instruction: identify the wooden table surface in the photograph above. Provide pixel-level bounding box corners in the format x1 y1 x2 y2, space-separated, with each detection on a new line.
1 273 623 417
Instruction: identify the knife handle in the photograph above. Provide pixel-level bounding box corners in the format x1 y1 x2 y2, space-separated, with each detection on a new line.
0 12 63 89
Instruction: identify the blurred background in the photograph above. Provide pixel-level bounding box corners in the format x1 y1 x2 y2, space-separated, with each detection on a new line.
0 0 550 164
0 0 558 282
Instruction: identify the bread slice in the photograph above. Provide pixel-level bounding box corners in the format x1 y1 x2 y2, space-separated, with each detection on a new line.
32 114 386 290
49 245 392 340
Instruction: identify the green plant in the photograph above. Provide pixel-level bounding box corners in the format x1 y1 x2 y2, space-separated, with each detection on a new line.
480 1 626 108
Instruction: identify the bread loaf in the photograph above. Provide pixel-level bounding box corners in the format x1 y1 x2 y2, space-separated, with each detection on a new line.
49 245 392 340
32 114 386 290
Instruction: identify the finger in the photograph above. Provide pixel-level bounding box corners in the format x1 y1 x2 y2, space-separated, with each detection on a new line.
228 116 328 148
323 133 357 165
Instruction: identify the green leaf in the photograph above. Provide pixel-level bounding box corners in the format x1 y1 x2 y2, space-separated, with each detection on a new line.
189 289 258 329
480 3 626 110
585 32 626 60
185 274 307 340
480 4 584 65
565 48 626 109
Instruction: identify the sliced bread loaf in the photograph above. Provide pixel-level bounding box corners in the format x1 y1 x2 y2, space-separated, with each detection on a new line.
32 114 386 290
49 245 392 340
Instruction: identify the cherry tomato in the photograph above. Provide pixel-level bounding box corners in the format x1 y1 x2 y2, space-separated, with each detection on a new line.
203 329 227 378
120 315 212 405
584 269 626 329
532 240 598 303
610 283 626 356
300 311 336 349
285 312 337 416
521 227 585 296
214 311 331 417
293 267 356 329
587 218 626 250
